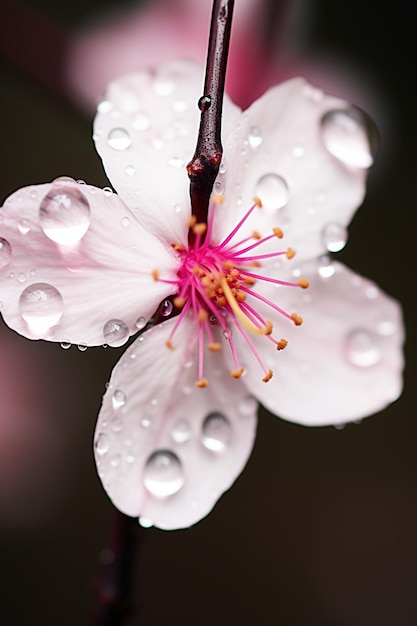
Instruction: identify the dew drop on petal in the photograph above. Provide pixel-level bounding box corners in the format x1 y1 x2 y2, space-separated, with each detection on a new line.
18 219 31 235
112 389 126 409
139 517 153 528
201 413 231 452
102 187 113 197
135 316 146 330
318 255 336 278
103 319 129 347
171 419 191 443
132 111 151 131
160 299 173 317
95 433 110 455
124 164 136 176
107 128 132 150
120 216 130 227
248 126 263 148
320 108 378 168
110 454 121 467
322 223 348 252
143 450 184 497
39 185 91 245
345 329 381 367
19 283 64 333
60 341 71 350
97 100 113 113
0 238 12 269
78 343 88 352
255 174 289 211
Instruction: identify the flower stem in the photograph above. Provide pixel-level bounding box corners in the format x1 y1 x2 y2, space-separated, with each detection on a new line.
187 0 234 235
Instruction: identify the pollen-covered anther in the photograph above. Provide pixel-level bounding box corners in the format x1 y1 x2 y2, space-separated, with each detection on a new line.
265 321 273 335
166 339 174 350
231 367 245 379
291 313 303 326
262 369 273 383
286 248 296 259
273 227 283 239
171 242 184 252
207 342 221 351
198 309 208 322
212 194 224 204
252 230 261 240
173 296 186 308
276 338 288 350
297 278 310 289
195 378 209 388
187 215 197 228
152 268 159 280
253 196 262 207
193 222 207 236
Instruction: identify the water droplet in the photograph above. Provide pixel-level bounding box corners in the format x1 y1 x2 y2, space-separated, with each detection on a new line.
143 450 184 497
255 174 289 211
202 413 231 452
198 94 211 112
39 185 90 245
291 145 305 158
214 180 224 194
103 319 129 347
112 389 126 409
160 300 173 317
238 396 258 417
173 203 182 214
171 419 191 443
19 283 64 334
345 329 381 367
139 517 153 528
102 187 113 196
124 164 136 176
97 100 113 113
78 343 88 352
321 107 378 168
223 327 232 340
112 417 123 433
110 454 121 467
0 238 12 269
322 223 348 252
318 255 335 278
248 127 263 148
135 316 146 330
107 128 132 150
60 341 71 349
219 160 227 174
18 219 31 235
17 272 27 283
95 433 110 455
120 216 130 227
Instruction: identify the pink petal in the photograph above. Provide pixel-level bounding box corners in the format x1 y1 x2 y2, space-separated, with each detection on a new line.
94 315 257 530
236 260 404 426
0 180 176 344
213 78 372 260
94 59 240 246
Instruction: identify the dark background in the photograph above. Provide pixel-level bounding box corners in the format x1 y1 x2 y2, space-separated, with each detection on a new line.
1 1 416 624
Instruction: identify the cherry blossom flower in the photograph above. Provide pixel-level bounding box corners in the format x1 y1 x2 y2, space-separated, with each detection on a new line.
0 60 403 529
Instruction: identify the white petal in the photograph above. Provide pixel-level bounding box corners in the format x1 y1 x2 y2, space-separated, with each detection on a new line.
213 78 370 259
0 181 177 344
94 315 258 530
234 260 404 426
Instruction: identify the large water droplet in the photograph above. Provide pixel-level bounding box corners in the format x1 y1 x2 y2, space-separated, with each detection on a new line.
95 433 110 455
248 127 263 148
202 413 231 452
19 282 64 334
0 238 12 269
112 389 126 409
135 316 146 330
255 174 289 211
320 108 378 168
171 419 191 443
318 255 335 278
143 450 184 497
103 319 129 347
107 128 132 150
322 223 348 252
39 185 90 245
160 300 173 317
345 329 381 367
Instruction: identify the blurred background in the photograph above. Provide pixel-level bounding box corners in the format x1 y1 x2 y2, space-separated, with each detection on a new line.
0 1 416 624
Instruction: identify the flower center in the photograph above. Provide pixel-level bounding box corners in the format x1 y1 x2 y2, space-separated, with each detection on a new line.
155 196 308 387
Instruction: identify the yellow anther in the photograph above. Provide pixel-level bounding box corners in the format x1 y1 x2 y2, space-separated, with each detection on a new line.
252 230 261 240
193 222 207 236
231 368 245 379
152 268 159 280
173 296 186 308
198 309 208 322
223 260 234 270
273 227 284 239
291 313 303 326
171 242 184 251
262 369 273 383
187 215 197 228
220 276 272 336
286 248 296 259
195 378 209 388
253 196 262 207
276 338 288 351
297 278 310 289
166 340 174 350
207 342 221 351
213 194 224 204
